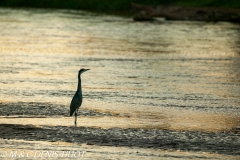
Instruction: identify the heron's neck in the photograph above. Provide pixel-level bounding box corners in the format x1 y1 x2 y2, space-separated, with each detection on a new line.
77 75 82 92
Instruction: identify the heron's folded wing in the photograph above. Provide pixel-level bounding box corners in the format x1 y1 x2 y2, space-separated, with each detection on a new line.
69 93 82 116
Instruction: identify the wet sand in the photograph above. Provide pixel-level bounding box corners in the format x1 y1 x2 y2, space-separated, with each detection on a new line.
1 139 239 160
0 101 239 132
0 101 239 159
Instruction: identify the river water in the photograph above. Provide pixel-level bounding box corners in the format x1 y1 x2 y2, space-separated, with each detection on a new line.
0 8 239 112
0 8 240 159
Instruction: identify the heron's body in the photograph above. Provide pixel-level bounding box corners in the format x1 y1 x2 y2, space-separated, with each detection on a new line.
69 90 82 116
70 68 90 127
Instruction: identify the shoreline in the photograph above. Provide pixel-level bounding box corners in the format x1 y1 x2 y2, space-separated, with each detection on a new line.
0 3 240 23
1 101 239 132
0 101 239 157
0 123 239 155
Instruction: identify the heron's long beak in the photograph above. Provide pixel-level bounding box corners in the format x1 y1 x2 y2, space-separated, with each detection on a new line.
81 69 90 73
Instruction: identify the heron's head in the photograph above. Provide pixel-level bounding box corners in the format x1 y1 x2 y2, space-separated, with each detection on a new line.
79 68 90 75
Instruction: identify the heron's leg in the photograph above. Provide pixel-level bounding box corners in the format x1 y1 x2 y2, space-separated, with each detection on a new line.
74 109 78 127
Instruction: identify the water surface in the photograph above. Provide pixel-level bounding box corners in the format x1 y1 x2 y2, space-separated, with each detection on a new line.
0 8 239 114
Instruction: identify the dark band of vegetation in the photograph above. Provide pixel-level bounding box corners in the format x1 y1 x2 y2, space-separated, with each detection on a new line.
0 0 240 11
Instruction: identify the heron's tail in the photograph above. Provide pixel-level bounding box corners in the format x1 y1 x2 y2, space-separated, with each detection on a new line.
70 109 74 116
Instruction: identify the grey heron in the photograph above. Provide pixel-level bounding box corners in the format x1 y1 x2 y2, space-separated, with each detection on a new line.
70 68 90 127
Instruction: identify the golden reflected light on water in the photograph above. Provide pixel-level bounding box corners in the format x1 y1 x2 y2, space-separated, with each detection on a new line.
0 8 239 130
0 101 239 132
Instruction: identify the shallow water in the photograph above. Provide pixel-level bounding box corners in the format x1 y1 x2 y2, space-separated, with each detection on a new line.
0 8 240 158
0 8 240 113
